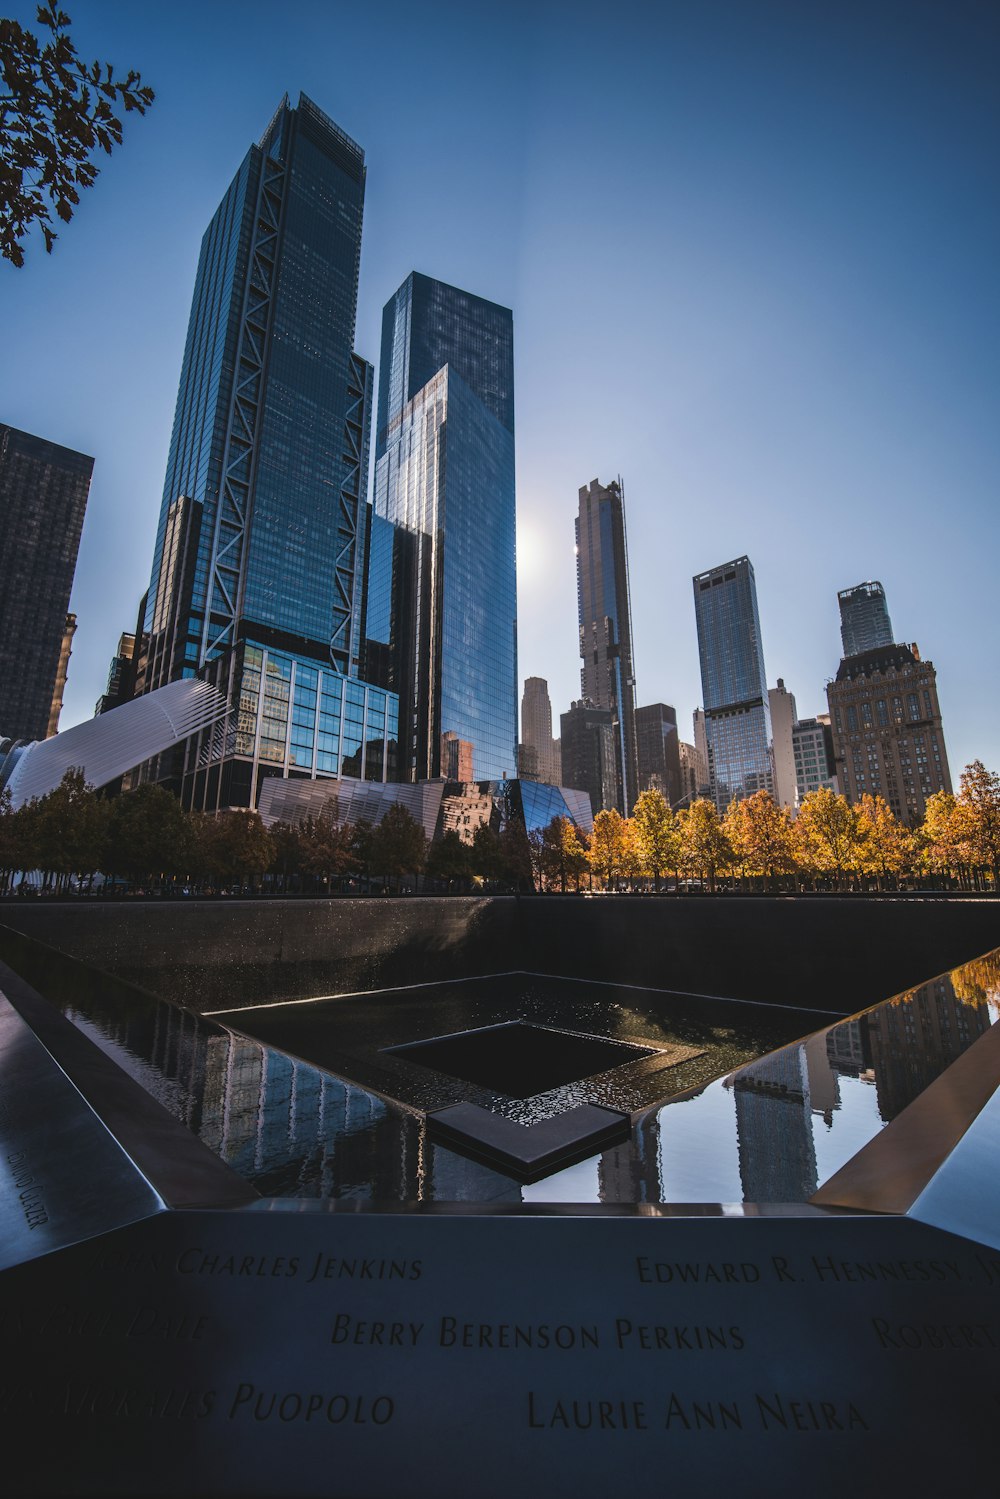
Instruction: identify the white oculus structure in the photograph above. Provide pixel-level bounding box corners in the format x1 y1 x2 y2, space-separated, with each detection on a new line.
0 679 229 810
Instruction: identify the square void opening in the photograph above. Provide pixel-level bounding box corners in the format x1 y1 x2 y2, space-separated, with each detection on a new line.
386 1022 655 1099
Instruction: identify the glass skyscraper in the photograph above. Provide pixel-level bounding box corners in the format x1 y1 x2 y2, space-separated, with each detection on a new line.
371 273 516 782
838 580 894 658
693 555 773 811
139 94 398 809
575 477 638 814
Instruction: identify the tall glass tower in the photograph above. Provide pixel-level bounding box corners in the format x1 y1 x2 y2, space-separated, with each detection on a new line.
838 581 894 658
693 555 773 811
139 94 398 809
372 273 516 782
575 477 638 813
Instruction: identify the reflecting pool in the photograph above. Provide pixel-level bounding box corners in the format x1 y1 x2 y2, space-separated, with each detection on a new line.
33 948 1000 1205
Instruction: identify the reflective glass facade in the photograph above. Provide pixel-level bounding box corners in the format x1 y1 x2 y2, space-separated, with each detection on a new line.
138 95 397 808
838 580 894 659
374 276 517 782
693 556 773 811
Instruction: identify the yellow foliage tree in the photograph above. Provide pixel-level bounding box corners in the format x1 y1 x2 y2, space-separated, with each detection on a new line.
855 794 915 888
631 788 681 889
679 798 730 892
956 760 1000 887
919 791 964 884
723 790 795 891
793 788 862 887
589 808 628 889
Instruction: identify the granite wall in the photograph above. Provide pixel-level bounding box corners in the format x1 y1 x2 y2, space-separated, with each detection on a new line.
1 894 997 1016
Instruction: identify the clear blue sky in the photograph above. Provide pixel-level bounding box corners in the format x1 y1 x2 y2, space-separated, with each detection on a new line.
2 0 997 779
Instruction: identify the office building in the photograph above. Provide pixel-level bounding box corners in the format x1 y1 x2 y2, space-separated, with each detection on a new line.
520 676 560 785
373 272 516 782
0 424 93 743
95 630 140 718
792 715 838 801
693 556 773 812
575 477 637 813
137 94 398 809
678 741 708 806
560 699 619 816
634 702 681 808
838 581 894 658
768 679 797 809
826 641 951 826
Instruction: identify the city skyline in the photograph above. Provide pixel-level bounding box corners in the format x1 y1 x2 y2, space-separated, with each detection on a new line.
1 0 997 780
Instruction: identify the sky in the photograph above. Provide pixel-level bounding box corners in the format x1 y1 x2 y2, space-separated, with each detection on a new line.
2 0 998 778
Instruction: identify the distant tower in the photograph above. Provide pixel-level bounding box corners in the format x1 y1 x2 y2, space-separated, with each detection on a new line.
520 677 559 784
693 555 772 811
575 477 638 813
0 425 93 743
374 272 516 782
634 703 681 807
768 679 798 809
838 581 893 658
560 700 619 816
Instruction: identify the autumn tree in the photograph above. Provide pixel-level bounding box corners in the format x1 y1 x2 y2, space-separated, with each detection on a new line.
538 816 588 892
724 790 795 891
631 789 679 891
1 6 155 266
589 808 629 889
679 798 730 892
793 788 862 888
956 760 1000 888
920 791 964 887
855 794 914 890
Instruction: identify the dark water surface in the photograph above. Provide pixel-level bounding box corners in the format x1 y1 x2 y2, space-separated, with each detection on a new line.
29 952 1000 1205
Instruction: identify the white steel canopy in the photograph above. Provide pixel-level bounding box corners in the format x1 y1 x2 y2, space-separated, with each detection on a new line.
3 679 229 809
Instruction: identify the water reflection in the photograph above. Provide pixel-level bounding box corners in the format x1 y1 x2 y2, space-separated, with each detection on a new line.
649 954 1000 1204
37 946 1000 1206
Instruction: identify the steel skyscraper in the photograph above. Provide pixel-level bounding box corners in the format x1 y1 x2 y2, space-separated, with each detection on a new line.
138 94 398 809
372 272 516 782
575 477 638 814
693 555 773 811
838 581 894 658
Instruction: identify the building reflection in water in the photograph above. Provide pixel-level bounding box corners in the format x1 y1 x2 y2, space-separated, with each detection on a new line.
53 946 1000 1207
698 963 998 1204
